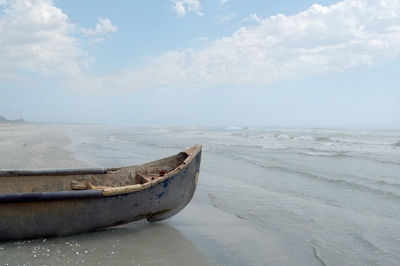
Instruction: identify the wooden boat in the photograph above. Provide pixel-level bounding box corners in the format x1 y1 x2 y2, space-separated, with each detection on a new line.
0 145 201 241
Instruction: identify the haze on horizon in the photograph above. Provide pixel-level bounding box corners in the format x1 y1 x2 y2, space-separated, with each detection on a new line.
0 0 399 129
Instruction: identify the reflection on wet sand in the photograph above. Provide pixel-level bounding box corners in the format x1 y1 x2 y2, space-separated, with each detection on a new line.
0 222 210 266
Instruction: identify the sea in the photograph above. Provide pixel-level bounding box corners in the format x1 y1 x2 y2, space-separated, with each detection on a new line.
2 124 400 265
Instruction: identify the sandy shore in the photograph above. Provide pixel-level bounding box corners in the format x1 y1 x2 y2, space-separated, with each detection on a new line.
0 222 209 265
0 124 210 266
0 124 329 266
0 124 87 169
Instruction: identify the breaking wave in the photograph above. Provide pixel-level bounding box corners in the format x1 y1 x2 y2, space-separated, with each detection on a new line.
224 153 400 202
108 135 136 144
299 149 349 158
375 180 400 188
224 126 245 130
150 128 171 133
326 137 390 146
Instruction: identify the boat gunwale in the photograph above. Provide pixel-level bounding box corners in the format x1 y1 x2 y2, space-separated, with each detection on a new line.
0 145 202 202
101 144 201 196
0 168 107 177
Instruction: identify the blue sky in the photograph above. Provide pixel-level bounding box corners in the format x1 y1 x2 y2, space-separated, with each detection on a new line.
0 0 399 128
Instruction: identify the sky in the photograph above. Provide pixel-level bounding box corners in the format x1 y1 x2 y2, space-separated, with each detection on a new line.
0 0 399 128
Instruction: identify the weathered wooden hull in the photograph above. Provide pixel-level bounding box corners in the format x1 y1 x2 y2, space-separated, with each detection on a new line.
0 146 201 241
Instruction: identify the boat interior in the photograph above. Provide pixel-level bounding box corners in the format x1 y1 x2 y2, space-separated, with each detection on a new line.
0 151 190 194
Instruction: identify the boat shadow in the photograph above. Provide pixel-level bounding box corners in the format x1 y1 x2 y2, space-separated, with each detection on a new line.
0 221 210 265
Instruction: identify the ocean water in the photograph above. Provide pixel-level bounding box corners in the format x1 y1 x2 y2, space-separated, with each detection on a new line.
59 125 400 265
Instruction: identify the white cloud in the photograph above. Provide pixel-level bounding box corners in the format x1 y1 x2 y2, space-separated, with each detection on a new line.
249 13 262 23
172 0 202 18
109 0 400 90
172 1 186 18
221 0 228 4
0 0 118 82
0 0 85 78
82 17 118 43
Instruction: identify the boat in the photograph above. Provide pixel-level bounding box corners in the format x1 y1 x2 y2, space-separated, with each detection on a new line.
0 145 202 241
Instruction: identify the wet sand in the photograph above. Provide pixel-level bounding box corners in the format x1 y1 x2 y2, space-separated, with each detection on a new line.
0 223 209 265
0 124 87 169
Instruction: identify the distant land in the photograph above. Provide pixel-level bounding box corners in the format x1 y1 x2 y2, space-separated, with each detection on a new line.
0 115 26 124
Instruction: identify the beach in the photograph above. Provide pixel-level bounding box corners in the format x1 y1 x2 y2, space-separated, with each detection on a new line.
1 124 400 265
